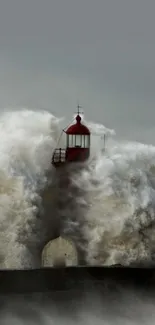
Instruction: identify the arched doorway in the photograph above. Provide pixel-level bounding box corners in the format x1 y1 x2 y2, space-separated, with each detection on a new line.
41 236 78 267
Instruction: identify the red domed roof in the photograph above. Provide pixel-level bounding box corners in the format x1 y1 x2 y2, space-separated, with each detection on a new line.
66 115 90 135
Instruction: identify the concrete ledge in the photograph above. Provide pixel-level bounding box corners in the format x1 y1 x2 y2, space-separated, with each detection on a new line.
0 266 154 293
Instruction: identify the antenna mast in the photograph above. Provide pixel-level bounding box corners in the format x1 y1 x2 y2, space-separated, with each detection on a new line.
76 102 83 116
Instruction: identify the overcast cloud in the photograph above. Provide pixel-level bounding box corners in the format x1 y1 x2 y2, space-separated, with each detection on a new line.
0 0 155 143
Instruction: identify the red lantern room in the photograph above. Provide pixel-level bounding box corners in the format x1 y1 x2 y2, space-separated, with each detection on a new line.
52 106 91 167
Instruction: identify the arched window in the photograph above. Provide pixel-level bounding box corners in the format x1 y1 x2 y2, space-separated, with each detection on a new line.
41 237 78 267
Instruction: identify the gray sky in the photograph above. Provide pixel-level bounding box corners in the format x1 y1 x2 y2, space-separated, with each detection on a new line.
0 0 155 143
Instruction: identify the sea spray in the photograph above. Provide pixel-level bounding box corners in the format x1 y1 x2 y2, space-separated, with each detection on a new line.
0 108 155 267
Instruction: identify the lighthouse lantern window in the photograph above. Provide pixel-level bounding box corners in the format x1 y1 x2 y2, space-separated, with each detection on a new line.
68 135 73 147
75 135 81 147
73 135 76 146
85 135 90 147
67 134 90 148
81 135 85 148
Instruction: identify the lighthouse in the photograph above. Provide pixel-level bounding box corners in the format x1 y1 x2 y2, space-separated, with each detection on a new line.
52 105 91 167
50 105 91 266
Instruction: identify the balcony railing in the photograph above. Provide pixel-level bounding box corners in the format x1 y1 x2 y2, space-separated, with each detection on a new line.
52 148 66 165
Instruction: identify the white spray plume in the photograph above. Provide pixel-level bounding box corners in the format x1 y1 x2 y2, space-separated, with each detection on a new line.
0 108 155 268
